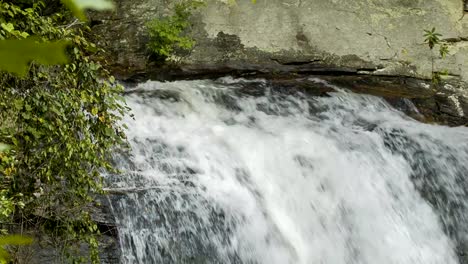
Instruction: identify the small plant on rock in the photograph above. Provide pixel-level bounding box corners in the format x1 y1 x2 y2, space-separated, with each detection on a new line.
146 1 204 62
423 27 449 85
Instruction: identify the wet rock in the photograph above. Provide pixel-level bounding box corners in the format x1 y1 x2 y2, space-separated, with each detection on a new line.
90 0 467 81
87 0 468 127
213 74 468 126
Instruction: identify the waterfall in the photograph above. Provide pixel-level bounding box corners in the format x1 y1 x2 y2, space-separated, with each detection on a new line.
107 77 468 264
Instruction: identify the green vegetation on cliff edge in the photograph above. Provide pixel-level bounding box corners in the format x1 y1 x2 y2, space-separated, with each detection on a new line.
0 1 127 262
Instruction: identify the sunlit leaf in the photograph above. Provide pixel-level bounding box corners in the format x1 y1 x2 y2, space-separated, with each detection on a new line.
61 0 115 21
0 38 69 76
0 23 14 33
0 144 9 152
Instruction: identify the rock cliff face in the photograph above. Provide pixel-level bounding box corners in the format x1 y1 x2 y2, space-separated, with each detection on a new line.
72 2 468 262
91 0 467 78
90 0 468 125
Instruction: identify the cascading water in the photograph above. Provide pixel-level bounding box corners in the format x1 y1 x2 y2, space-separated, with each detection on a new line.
107 77 468 264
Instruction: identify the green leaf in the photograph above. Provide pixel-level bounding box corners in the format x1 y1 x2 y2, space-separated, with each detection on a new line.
20 32 29 38
0 247 9 262
0 144 10 153
0 38 69 76
13 99 23 110
61 0 115 21
0 23 14 33
0 235 33 246
440 44 449 58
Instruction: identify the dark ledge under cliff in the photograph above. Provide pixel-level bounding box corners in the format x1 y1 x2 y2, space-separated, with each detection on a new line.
118 63 468 128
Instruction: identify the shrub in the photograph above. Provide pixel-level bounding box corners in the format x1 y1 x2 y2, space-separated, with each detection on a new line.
146 1 204 61
0 1 127 262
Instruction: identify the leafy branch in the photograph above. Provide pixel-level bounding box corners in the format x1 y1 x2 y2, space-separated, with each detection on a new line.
0 0 115 76
0 0 126 263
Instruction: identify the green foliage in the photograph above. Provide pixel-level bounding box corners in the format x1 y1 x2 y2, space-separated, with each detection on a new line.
0 2 70 76
0 190 16 230
423 27 441 50
0 1 127 262
0 145 8 153
0 235 32 246
0 235 33 263
61 0 115 21
439 43 449 58
0 38 69 76
0 0 115 76
432 71 442 84
423 27 449 86
146 0 204 61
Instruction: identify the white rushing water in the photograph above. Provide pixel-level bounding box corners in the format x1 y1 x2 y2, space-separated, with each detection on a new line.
108 77 468 264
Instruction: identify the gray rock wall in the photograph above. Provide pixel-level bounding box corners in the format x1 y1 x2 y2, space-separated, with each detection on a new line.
91 0 468 79
90 0 468 125
197 0 467 79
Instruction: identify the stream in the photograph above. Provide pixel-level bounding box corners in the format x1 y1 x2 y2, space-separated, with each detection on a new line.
106 77 468 264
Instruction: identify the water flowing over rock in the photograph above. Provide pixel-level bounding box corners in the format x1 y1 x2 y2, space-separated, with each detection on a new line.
105 77 468 264
90 0 468 126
